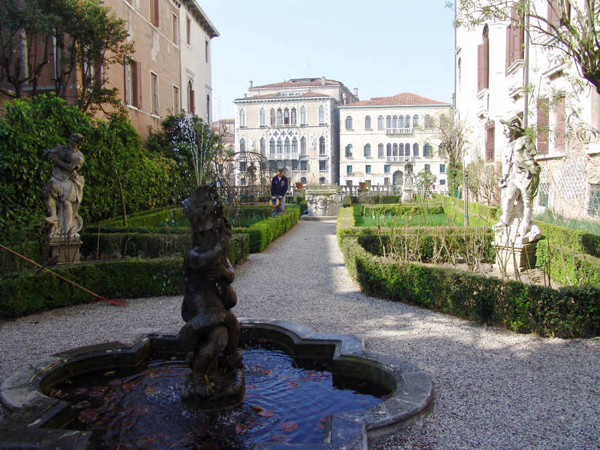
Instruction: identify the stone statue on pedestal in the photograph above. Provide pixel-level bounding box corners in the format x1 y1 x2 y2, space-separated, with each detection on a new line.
493 116 542 244
401 159 415 203
42 133 85 263
492 116 542 272
178 184 244 411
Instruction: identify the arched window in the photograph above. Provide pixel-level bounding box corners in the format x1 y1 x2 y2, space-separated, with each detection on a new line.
239 108 246 128
364 144 371 157
300 137 307 154
424 114 432 128
393 144 398 157
259 108 266 127
301 176 307 185
386 115 392 128
270 109 276 125
260 138 266 155
345 116 353 130
378 115 384 129
386 143 392 157
478 25 490 91
300 106 307 125
277 109 283 125
393 171 403 186
277 138 282 154
413 143 419 156
319 177 326 185
345 144 353 158
269 138 275 154
365 115 371 129
399 143 404 157
319 106 325 124
284 108 290 125
392 115 398 128
424 143 432 157
240 177 246 186
319 136 326 155
405 142 410 154
378 143 384 158
240 138 246 155
292 137 298 153
284 137 290 153
291 108 297 125
413 115 419 127
187 80 195 114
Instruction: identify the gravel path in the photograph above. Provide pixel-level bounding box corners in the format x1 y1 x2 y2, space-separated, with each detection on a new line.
1 219 599 449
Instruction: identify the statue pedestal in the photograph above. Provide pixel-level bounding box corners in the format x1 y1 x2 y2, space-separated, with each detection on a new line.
49 235 82 264
492 224 539 273
402 188 415 203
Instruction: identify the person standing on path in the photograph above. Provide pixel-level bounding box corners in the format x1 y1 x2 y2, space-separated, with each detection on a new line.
270 168 288 212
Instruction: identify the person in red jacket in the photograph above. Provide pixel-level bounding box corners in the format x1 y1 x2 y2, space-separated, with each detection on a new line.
270 168 288 212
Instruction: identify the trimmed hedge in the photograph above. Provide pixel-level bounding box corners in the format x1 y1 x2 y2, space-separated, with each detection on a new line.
0 257 185 319
361 203 444 217
441 196 498 227
238 206 300 253
534 221 600 257
80 233 249 266
535 239 600 286
340 236 599 338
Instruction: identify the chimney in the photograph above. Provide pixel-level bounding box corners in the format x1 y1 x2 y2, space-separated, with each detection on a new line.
249 80 253 88
353 88 359 98
321 76 326 85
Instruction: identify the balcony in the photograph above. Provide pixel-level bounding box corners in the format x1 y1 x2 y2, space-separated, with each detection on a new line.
386 156 415 163
386 127 413 136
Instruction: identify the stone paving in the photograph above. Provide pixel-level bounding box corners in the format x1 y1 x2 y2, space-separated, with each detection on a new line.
1 219 599 448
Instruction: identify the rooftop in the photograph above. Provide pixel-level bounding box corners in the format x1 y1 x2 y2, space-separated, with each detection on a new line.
251 78 344 89
345 92 449 107
235 91 333 102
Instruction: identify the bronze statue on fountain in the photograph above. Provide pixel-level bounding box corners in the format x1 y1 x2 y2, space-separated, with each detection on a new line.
178 184 244 411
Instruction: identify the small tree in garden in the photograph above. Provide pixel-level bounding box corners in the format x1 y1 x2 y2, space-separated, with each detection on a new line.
416 169 438 198
433 111 470 197
467 158 498 205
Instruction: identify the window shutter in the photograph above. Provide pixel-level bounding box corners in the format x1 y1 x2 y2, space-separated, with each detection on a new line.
555 97 566 152
483 37 489 89
547 0 559 30
506 24 512 69
537 98 549 154
485 122 495 161
477 44 484 91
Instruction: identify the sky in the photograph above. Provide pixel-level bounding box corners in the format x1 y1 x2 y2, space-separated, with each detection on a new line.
199 1 456 122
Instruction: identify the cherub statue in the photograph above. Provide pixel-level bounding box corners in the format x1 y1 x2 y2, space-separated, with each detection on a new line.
493 116 541 243
178 184 244 409
41 133 85 238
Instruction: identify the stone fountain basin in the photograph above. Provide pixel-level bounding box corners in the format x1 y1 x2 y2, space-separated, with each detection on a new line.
0 319 433 450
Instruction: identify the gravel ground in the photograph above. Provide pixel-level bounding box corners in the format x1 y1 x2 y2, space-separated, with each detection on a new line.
1 219 599 449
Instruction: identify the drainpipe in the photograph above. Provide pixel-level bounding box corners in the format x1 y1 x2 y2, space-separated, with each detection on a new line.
523 1 530 128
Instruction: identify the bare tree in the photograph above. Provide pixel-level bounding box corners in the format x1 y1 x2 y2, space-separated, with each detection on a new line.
433 111 471 197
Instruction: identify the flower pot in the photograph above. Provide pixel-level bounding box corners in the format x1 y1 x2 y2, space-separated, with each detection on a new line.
295 182 304 189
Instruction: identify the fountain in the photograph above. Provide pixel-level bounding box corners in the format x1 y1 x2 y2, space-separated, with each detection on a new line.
0 185 433 449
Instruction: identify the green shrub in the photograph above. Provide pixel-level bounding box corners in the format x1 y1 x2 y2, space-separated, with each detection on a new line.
0 258 185 319
534 221 600 257
342 196 353 207
535 239 600 286
238 207 300 253
337 207 356 244
339 236 599 338
441 196 499 227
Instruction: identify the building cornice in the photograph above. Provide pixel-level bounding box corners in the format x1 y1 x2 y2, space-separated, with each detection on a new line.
338 103 451 110
234 96 336 104
180 0 219 38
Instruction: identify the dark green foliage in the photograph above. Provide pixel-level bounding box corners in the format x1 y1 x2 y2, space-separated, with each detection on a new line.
339 236 599 338
0 95 174 237
0 258 185 319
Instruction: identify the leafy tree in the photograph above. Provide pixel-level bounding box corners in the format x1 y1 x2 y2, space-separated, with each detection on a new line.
416 169 438 198
433 112 470 197
454 0 600 94
0 0 134 112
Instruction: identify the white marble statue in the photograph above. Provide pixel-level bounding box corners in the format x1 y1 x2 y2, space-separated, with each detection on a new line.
493 116 541 244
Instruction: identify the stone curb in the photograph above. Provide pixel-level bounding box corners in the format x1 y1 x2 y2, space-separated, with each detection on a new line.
0 320 433 450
